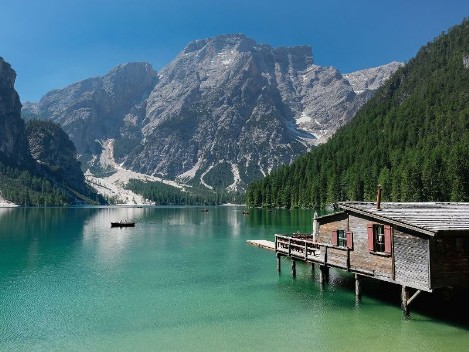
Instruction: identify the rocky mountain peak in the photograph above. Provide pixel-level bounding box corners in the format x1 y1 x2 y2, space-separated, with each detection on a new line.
103 62 157 96
23 62 158 154
21 36 401 193
0 57 21 117
0 57 32 167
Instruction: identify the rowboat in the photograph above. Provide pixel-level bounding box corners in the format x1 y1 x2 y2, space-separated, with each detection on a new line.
111 221 135 228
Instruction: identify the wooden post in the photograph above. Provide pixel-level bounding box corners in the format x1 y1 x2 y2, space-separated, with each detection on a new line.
291 259 296 278
311 263 315 274
401 285 410 318
319 265 329 284
355 274 361 301
276 253 281 273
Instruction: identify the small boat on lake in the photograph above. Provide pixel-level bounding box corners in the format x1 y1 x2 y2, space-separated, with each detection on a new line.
111 221 135 228
201 208 209 212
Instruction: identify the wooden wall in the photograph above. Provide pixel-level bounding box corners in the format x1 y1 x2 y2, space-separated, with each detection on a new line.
394 229 429 289
318 215 349 268
348 215 393 279
430 237 469 288
318 213 393 279
317 211 469 290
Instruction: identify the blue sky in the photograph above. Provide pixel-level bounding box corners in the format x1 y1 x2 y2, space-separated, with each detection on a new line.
1 0 468 102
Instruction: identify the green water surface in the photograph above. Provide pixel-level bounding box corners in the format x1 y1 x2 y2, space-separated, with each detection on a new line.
0 206 468 351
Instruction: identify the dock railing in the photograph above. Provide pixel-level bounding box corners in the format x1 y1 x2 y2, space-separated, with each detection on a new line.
275 234 320 261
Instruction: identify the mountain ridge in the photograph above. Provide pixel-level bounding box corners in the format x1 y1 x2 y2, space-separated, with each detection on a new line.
0 57 104 205
22 34 401 195
246 19 469 207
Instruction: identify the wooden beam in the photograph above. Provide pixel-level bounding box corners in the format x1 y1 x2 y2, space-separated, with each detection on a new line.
407 289 422 306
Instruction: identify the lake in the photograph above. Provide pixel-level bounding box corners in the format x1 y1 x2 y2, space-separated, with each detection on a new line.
1 206 468 351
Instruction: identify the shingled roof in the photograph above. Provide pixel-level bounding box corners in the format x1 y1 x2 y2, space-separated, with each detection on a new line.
338 202 469 237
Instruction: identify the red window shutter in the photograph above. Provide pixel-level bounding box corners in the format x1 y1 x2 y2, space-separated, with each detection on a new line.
346 231 353 249
384 225 392 255
331 230 338 246
367 224 374 252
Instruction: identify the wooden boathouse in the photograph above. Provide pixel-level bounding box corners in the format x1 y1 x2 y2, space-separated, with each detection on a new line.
252 200 469 317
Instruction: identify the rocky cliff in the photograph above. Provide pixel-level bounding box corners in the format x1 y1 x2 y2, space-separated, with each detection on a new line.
0 57 103 205
23 35 401 191
343 61 403 93
24 62 158 158
26 119 94 197
0 57 33 168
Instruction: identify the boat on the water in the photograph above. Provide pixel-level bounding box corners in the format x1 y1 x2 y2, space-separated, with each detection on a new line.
111 221 135 228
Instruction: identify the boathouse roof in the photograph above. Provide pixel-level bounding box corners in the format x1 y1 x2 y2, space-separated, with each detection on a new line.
337 202 469 237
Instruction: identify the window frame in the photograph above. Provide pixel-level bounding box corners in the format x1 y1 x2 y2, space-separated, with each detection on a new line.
368 223 392 255
331 229 353 249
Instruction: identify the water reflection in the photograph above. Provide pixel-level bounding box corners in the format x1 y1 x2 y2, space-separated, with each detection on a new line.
244 208 315 233
0 207 97 277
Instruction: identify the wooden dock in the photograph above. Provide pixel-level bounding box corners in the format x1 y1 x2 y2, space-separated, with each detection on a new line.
246 240 275 251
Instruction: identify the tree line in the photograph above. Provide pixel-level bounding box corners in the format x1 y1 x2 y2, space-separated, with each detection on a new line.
246 19 469 208
125 179 245 205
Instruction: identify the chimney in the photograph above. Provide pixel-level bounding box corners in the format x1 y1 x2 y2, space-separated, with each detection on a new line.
376 184 382 210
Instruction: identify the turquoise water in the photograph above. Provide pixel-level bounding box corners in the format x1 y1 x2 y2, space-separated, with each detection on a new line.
0 206 468 351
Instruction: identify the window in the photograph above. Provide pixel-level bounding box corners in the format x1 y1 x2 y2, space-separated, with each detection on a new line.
374 225 385 252
338 230 347 247
367 223 391 255
331 229 353 249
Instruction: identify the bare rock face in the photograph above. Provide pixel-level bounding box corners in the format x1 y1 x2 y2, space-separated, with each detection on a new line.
23 35 401 191
24 62 158 155
0 57 32 167
25 119 99 199
343 61 404 93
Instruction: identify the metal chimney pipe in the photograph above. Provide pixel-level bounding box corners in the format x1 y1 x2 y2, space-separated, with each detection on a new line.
376 184 382 210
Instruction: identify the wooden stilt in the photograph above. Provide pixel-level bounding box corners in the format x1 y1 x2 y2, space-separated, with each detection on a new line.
401 285 410 318
276 253 281 273
319 265 329 284
291 259 296 277
355 274 362 301
311 263 315 274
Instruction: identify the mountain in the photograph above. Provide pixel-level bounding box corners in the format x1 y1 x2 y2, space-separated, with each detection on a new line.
0 58 34 168
0 57 104 205
343 61 403 93
25 119 98 199
246 19 469 208
23 34 400 192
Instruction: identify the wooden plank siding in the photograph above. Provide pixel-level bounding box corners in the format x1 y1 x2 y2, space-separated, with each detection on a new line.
430 237 469 288
347 215 393 279
393 229 430 290
318 213 433 290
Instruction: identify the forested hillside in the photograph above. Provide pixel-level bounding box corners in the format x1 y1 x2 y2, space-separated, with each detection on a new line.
246 19 469 208
0 120 104 206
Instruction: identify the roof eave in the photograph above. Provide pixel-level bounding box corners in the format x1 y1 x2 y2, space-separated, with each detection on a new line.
339 203 437 237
